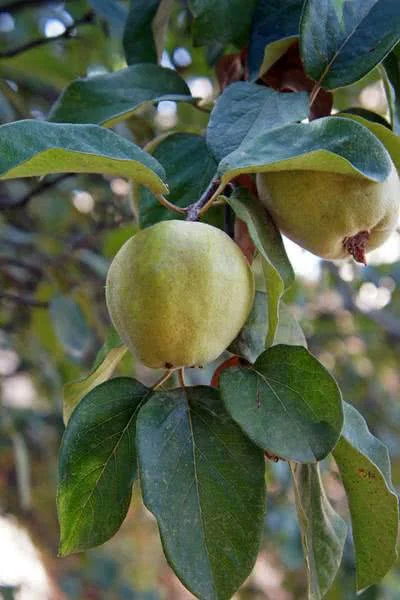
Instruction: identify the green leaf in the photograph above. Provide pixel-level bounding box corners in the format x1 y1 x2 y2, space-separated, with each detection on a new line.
228 291 268 362
137 386 266 600
227 188 294 347
139 133 217 228
218 117 392 186
338 113 400 174
48 64 192 127
340 107 391 129
274 301 307 348
220 345 344 462
248 0 303 77
58 377 150 555
49 296 93 362
123 0 172 65
207 82 308 162
188 0 258 47
292 463 347 600
300 0 400 90
63 338 128 424
229 294 306 363
0 120 167 194
382 47 400 134
333 403 399 591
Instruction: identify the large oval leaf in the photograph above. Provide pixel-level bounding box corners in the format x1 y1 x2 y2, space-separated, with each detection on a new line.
0 120 167 194
220 345 344 462
137 386 266 600
206 82 308 162
333 403 399 591
48 64 192 126
58 377 151 556
300 0 400 89
292 463 347 600
218 117 392 186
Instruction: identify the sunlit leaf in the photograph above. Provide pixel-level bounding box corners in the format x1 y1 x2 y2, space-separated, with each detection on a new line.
58 378 150 555
0 120 167 194
333 403 399 591
218 117 392 186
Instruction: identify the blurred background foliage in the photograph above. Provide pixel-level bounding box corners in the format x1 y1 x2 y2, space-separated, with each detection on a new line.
0 1 400 599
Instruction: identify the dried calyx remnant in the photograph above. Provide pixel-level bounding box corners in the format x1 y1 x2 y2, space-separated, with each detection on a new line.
343 230 370 265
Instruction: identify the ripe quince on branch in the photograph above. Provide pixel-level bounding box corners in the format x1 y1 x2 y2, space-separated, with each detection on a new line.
106 220 254 369
256 163 400 263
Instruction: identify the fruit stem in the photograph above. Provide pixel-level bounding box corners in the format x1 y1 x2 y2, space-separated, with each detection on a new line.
185 179 231 221
152 370 174 390
178 368 186 389
155 193 187 215
199 181 226 216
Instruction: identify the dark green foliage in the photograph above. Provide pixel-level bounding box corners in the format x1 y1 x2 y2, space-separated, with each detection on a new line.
1 1 400 598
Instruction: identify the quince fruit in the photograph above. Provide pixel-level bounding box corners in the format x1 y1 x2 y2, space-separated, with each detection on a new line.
106 220 254 369
256 165 400 263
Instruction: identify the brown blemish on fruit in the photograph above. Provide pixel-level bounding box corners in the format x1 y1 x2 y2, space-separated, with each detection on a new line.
357 468 376 479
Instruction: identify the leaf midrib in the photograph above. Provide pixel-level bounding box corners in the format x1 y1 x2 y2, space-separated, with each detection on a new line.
185 392 217 600
311 1 377 87
61 389 150 551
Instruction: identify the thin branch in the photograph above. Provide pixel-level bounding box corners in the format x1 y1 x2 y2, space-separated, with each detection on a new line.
155 193 187 215
178 368 186 388
1 174 73 210
184 179 222 221
153 370 174 390
0 291 49 307
0 10 95 59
